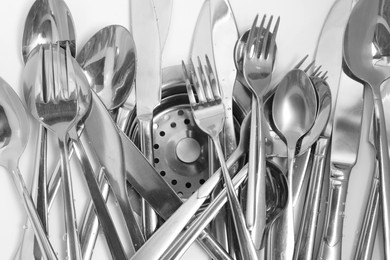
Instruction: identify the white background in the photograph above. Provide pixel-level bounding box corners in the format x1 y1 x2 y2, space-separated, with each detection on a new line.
0 0 382 259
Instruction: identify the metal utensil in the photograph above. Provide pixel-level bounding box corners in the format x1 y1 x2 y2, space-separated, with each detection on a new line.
18 0 77 257
130 0 161 238
25 43 84 260
128 109 252 260
184 57 258 259
272 69 317 260
243 14 279 250
22 0 75 63
76 24 138 258
0 77 58 260
293 1 354 258
153 0 173 52
162 161 288 260
316 73 364 259
343 0 390 256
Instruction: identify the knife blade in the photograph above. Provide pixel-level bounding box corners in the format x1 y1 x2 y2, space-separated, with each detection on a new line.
130 0 161 238
316 72 364 260
153 0 173 52
85 91 231 260
293 0 355 259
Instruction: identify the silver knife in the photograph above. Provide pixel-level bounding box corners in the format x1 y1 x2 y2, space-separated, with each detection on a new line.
316 72 364 260
293 0 355 258
153 0 173 52
130 0 161 238
84 90 232 260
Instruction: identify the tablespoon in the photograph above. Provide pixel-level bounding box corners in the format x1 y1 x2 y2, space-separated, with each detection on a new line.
272 69 317 260
343 0 390 256
0 77 58 260
22 0 75 63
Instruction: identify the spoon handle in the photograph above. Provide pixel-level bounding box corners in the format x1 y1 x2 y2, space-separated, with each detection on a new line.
72 140 127 259
317 164 353 260
294 136 330 260
353 161 379 260
10 166 58 260
372 96 390 259
161 165 248 260
58 137 83 260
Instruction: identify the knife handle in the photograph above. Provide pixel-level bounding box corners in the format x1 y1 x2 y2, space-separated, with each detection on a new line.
138 117 159 238
353 160 379 260
294 136 330 260
317 165 353 260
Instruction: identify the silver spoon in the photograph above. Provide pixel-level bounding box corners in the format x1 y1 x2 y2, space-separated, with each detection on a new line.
271 69 317 260
0 77 58 260
21 0 75 63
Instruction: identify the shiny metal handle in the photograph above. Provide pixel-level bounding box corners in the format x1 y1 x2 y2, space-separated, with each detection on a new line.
79 168 110 260
161 165 248 260
317 165 352 260
353 162 379 260
10 166 58 260
16 125 48 260
247 96 267 250
222 105 238 168
294 137 330 260
373 96 390 259
138 117 159 238
72 140 127 260
58 138 83 260
197 230 233 260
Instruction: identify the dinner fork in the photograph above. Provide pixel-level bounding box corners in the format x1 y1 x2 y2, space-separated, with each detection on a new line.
183 56 258 260
243 14 279 249
28 42 82 260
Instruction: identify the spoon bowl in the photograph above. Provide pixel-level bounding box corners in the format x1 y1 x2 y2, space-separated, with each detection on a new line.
77 25 136 111
22 0 75 63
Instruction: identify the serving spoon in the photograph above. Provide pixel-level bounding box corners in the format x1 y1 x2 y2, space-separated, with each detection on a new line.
0 77 58 260
271 69 317 260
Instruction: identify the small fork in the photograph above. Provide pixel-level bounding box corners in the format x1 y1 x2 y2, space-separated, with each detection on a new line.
182 56 258 260
29 42 83 260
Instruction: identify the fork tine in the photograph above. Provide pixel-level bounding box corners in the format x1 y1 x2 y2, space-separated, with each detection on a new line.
303 60 315 73
46 44 55 102
260 16 273 59
182 61 197 106
65 41 77 100
268 16 280 58
36 45 45 103
246 14 259 57
311 65 322 77
294 55 309 69
194 58 207 103
254 15 266 58
197 57 214 101
199 56 215 101
55 43 66 100
205 55 221 100
321 71 328 79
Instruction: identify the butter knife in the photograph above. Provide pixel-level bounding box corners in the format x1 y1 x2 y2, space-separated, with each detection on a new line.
317 72 364 259
294 0 354 258
130 0 161 238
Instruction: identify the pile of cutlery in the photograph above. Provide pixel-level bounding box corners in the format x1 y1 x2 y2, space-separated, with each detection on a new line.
2 0 390 259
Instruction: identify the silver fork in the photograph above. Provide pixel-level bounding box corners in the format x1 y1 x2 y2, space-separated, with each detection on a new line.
242 14 280 249
183 56 258 260
29 43 82 260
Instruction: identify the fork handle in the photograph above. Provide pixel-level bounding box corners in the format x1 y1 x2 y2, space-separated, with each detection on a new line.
138 117 159 238
58 137 83 260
